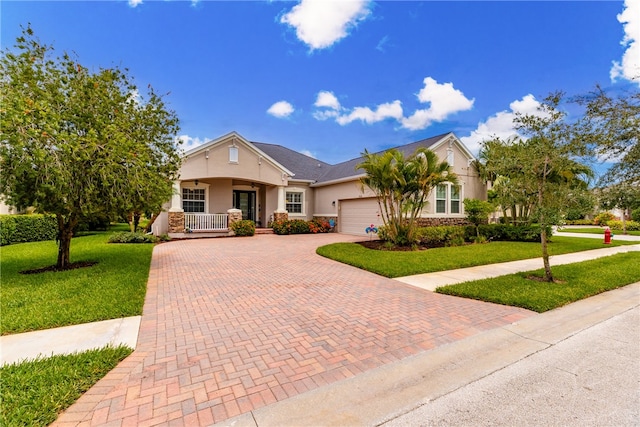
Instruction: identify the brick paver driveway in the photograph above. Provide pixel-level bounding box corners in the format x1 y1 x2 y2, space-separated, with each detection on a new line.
55 234 535 426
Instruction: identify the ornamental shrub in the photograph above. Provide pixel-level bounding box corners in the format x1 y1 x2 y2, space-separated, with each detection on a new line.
631 209 640 222
107 232 158 243
415 226 466 247
476 224 551 242
594 212 616 225
606 220 640 231
0 214 57 245
271 219 330 235
563 219 595 226
230 220 255 236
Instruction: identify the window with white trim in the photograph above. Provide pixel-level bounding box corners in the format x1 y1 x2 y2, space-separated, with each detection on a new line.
182 188 205 213
286 191 303 214
436 185 447 214
435 183 462 215
450 185 460 214
229 145 238 163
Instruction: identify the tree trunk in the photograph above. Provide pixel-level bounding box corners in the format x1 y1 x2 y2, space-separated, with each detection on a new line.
56 214 76 270
143 211 161 233
540 225 554 282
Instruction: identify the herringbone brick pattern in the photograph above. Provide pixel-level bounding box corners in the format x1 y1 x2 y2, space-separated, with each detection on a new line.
53 234 535 426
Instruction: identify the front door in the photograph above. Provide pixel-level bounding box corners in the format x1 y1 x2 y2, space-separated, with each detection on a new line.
233 190 256 222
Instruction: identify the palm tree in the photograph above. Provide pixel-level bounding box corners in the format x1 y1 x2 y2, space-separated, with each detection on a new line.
357 147 456 246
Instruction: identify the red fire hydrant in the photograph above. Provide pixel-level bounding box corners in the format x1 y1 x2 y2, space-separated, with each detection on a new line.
604 227 612 244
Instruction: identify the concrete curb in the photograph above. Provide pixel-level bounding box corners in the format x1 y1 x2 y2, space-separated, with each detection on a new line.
0 316 141 366
214 283 640 427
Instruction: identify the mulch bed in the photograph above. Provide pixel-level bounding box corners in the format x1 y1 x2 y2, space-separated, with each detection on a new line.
20 261 98 275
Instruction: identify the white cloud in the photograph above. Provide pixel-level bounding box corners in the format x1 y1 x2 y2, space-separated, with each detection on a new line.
460 94 542 155
267 101 295 118
128 0 142 7
300 149 317 158
312 77 473 130
337 100 404 125
315 91 341 109
177 135 210 151
401 77 475 130
610 0 640 86
280 0 372 50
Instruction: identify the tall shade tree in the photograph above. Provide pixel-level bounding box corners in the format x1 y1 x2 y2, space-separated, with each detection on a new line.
0 27 182 269
576 84 639 185
480 93 593 282
357 147 456 246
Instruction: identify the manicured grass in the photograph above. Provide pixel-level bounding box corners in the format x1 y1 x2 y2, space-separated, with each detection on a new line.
560 227 640 236
436 252 640 312
1 228 153 335
316 236 639 278
0 345 132 426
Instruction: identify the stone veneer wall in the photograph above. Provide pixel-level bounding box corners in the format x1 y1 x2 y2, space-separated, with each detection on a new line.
416 217 472 227
227 209 242 227
272 211 288 222
168 212 185 233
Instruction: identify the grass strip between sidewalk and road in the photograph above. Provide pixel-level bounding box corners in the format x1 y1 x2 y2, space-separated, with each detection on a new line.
316 236 638 278
436 252 640 313
1 228 153 335
0 345 132 427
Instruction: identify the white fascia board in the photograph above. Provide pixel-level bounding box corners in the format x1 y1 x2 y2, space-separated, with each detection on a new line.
311 174 365 188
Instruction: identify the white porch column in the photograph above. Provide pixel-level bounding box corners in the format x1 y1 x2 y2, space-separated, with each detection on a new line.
169 180 183 212
276 185 286 212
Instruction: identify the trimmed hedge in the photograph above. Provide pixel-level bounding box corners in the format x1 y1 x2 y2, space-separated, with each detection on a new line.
477 223 551 242
416 225 466 247
0 214 57 246
607 220 640 231
107 232 158 244
564 219 595 226
230 220 255 236
271 219 331 235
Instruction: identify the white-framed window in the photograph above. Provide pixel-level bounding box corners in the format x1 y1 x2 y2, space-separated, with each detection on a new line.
435 183 462 215
436 184 447 214
229 145 238 163
286 191 303 214
182 187 206 213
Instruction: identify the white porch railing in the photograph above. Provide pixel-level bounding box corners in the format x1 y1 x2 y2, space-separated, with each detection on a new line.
185 213 228 231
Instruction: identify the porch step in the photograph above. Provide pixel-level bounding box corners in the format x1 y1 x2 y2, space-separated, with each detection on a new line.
255 228 274 235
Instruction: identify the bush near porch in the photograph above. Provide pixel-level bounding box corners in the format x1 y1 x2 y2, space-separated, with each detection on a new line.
271 218 331 235
230 219 256 236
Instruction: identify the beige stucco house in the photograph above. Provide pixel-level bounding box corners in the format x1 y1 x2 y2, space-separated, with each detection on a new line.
155 131 487 237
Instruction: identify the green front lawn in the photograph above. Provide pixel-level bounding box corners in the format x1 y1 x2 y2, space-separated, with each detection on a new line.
0 345 132 426
1 228 153 335
316 236 638 278
559 227 640 236
436 252 640 312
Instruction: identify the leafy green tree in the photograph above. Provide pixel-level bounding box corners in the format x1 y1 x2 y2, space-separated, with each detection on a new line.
479 93 594 282
576 84 639 185
0 27 181 269
463 198 493 237
597 181 640 234
357 147 456 246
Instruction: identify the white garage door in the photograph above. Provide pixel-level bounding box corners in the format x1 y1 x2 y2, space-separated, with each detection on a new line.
339 198 382 236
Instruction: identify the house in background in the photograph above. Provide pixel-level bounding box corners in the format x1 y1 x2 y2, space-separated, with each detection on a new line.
154 131 487 237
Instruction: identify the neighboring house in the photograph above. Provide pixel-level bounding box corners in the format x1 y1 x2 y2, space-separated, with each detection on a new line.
155 131 487 237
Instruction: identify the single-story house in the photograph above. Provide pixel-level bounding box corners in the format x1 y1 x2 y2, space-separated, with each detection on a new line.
155 131 487 237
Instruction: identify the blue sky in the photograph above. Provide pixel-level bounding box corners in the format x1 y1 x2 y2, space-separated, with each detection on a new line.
2 0 638 167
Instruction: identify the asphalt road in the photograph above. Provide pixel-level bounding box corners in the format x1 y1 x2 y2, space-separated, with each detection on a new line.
382 306 640 427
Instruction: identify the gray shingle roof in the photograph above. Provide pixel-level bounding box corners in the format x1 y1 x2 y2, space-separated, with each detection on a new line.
253 132 451 184
252 142 332 181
